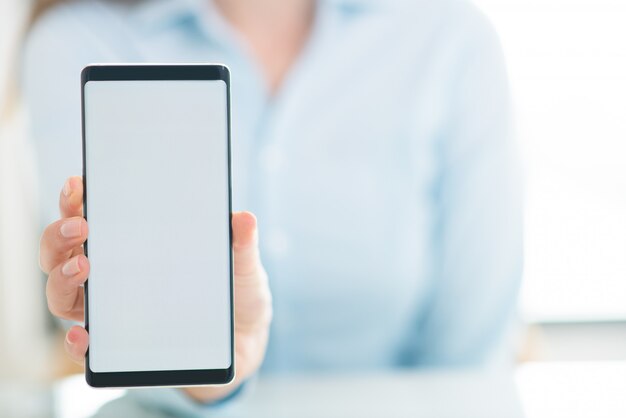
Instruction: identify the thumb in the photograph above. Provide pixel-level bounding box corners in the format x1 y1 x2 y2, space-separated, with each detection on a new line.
232 211 261 277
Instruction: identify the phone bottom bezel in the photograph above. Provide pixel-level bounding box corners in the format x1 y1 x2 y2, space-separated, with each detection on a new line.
85 366 235 388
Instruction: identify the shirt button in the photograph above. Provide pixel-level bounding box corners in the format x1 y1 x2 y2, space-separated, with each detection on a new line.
259 146 285 174
265 229 290 258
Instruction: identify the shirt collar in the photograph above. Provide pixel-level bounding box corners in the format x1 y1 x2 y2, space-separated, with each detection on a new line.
130 0 204 31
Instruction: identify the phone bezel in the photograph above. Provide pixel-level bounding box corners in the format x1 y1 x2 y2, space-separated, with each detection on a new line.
81 64 235 388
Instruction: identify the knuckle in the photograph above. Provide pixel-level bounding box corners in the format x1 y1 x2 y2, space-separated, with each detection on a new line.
60 193 69 210
47 296 69 318
46 279 71 319
38 257 50 275
47 299 63 318
38 231 55 273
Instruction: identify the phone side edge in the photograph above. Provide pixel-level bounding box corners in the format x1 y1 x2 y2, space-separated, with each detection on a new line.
80 66 95 387
224 64 236 384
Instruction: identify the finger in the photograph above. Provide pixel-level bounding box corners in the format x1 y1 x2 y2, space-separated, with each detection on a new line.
39 216 88 274
64 326 89 365
60 176 83 219
232 211 261 277
46 254 88 321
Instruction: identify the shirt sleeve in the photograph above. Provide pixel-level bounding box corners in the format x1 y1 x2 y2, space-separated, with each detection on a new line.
21 4 250 414
121 380 253 418
88 380 252 418
410 5 523 366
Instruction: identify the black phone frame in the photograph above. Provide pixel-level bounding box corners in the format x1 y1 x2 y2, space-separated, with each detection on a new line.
81 64 235 388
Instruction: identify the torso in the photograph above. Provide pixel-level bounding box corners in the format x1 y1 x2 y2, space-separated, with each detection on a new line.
27 0 501 372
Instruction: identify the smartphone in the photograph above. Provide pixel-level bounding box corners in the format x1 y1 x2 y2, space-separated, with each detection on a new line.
81 64 234 388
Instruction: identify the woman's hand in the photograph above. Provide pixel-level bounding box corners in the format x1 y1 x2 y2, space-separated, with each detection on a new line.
39 176 273 403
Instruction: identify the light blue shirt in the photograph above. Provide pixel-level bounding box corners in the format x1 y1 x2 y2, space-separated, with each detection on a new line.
22 0 522 415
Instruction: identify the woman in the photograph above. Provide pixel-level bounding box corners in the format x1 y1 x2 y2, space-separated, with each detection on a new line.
24 0 522 414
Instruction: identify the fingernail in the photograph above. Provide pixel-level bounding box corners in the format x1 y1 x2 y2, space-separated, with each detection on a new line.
63 179 71 197
66 330 76 345
62 257 81 276
60 219 82 238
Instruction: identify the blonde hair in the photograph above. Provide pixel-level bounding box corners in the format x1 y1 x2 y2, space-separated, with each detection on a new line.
1 1 67 119
30 0 71 25
1 0 138 120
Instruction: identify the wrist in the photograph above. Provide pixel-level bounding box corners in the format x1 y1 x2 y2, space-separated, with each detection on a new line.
182 376 244 403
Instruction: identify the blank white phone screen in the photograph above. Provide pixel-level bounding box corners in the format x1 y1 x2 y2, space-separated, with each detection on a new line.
84 80 231 373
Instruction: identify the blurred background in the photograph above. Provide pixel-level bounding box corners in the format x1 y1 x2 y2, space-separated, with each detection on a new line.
1 0 625 389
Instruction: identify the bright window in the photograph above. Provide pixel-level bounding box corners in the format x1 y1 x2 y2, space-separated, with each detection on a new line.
474 0 626 321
